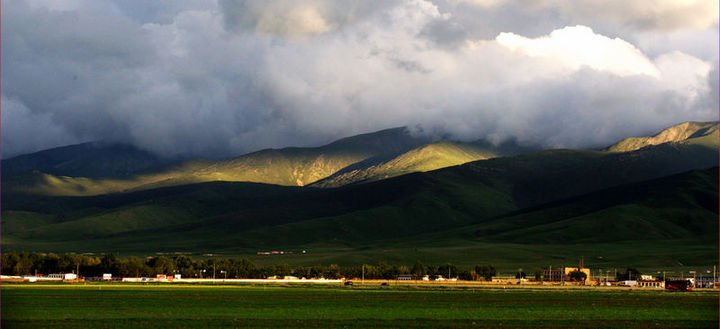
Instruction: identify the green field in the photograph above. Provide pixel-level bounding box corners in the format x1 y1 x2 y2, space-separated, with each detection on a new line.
2 283 718 328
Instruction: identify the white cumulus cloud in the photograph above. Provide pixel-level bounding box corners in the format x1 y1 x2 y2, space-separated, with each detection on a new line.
496 26 660 77
1 0 717 158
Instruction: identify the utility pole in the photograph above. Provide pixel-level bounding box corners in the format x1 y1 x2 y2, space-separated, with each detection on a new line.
713 265 716 288
362 264 365 284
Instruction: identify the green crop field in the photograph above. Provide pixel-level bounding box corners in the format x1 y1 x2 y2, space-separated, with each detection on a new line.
2 283 717 328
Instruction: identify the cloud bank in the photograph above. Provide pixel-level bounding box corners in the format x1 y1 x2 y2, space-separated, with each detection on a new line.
2 0 718 158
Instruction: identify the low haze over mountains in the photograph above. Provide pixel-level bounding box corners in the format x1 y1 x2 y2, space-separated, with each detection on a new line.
2 121 717 268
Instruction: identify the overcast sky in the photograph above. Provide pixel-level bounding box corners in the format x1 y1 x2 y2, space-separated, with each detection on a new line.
2 0 718 158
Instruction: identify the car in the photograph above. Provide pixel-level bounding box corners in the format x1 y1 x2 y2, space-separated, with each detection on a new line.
344 281 353 286
381 282 389 286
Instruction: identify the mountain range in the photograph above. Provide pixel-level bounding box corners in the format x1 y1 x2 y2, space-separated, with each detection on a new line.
2 121 718 269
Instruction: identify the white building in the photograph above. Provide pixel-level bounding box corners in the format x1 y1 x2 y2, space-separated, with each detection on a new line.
48 273 77 280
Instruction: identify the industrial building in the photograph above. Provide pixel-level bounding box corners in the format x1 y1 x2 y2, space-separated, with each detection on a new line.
542 258 591 283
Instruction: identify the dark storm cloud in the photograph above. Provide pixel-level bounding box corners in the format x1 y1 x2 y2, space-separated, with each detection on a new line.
1 0 717 158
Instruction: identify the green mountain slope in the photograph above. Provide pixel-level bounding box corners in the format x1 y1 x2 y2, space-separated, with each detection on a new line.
605 121 718 152
2 127 430 196
2 128 528 196
468 167 718 243
1 142 170 178
465 142 718 207
7 121 715 197
312 141 502 188
3 134 717 255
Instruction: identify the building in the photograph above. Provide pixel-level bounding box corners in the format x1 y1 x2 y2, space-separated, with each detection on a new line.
694 276 718 288
542 258 591 283
48 273 77 280
395 275 428 280
637 280 663 288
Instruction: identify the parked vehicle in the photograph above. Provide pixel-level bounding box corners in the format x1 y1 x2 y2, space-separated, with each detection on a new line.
665 280 692 291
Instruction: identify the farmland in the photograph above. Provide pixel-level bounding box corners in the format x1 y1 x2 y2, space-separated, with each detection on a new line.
2 283 717 328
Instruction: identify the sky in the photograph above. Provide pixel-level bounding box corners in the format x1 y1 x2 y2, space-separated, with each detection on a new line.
2 0 718 158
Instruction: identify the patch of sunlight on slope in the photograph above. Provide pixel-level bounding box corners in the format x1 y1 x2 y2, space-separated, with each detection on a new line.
5 127 425 196
312 141 500 188
606 121 719 153
7 150 376 196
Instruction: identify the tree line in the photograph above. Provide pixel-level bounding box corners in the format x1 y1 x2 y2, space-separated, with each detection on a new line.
1 252 500 280
4 252 641 281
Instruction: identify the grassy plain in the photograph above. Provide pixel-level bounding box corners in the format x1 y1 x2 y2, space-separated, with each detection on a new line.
2 283 718 328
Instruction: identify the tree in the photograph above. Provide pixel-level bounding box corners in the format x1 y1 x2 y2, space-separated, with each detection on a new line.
119 256 147 277
233 258 258 278
2 252 21 275
326 264 341 279
533 268 543 281
14 253 34 275
276 264 292 277
377 262 395 280
293 266 307 279
426 265 438 280
458 270 474 281
439 263 458 279
40 253 60 275
149 256 175 275
411 260 425 277
568 270 587 282
474 264 496 281
100 253 120 274
173 255 195 277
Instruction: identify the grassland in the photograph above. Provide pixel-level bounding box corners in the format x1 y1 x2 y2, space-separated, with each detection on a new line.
2 283 717 328
605 121 718 153
2 122 717 273
2 167 716 271
2 127 430 196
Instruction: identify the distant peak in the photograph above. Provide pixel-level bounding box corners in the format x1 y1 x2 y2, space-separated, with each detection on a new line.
605 121 718 152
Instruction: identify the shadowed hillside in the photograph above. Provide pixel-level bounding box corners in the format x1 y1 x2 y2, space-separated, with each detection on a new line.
468 167 719 243
2 120 718 268
1 142 171 178
3 140 717 256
